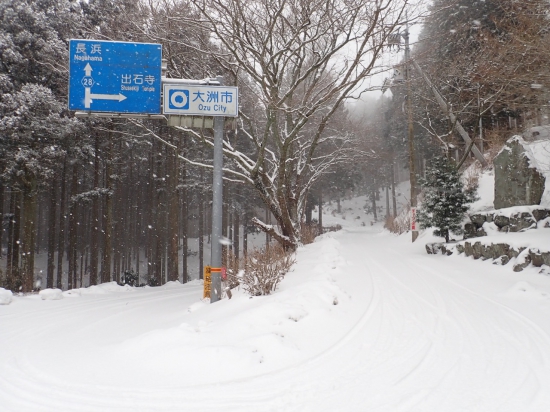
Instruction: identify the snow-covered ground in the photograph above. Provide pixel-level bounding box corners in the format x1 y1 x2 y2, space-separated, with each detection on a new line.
2 172 550 411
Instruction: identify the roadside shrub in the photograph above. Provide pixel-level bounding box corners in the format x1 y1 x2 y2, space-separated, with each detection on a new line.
323 224 342 233
300 223 320 245
227 244 295 296
385 205 410 235
147 276 159 287
120 269 139 286
222 250 241 292
462 162 481 199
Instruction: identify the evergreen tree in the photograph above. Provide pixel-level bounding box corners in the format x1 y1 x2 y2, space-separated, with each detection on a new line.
417 157 477 243
0 0 83 291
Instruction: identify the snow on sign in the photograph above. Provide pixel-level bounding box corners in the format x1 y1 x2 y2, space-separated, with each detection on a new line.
163 84 239 117
68 39 162 114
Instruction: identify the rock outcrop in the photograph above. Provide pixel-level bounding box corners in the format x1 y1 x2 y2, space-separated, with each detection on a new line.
493 136 546 209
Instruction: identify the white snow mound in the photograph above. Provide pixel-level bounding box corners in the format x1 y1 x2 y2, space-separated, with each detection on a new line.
0 288 13 305
39 288 64 301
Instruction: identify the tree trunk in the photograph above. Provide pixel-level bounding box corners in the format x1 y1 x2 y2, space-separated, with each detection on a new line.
371 188 377 221
318 190 323 234
385 186 390 219
233 209 240 261
265 204 270 250
47 181 57 289
243 214 248 259
56 158 67 290
21 177 37 292
305 195 313 225
68 163 78 290
112 170 121 283
80 206 88 287
101 137 113 284
7 190 21 290
0 183 3 260
127 148 135 276
147 138 156 284
134 161 141 282
89 133 101 286
35 193 43 255
151 137 163 286
168 135 180 283
391 163 397 218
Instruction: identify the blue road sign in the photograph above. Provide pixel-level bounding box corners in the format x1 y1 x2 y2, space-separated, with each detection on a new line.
69 40 162 114
163 84 239 117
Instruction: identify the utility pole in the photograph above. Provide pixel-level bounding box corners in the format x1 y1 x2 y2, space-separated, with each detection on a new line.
404 23 418 242
478 84 483 153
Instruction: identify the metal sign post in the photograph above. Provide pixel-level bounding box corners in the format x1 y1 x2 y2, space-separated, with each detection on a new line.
163 76 238 303
210 76 224 303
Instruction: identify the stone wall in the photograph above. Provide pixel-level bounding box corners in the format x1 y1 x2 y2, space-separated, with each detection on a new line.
464 207 550 239
426 241 550 272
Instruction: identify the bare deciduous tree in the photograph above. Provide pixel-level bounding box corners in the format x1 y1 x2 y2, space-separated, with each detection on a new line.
168 0 418 249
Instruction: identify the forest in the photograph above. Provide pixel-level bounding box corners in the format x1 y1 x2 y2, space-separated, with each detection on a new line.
1 0 548 292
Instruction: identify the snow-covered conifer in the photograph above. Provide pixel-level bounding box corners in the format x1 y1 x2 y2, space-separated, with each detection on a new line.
417 157 477 243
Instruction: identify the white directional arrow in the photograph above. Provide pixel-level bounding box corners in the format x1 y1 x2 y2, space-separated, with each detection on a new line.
84 63 93 76
85 87 127 108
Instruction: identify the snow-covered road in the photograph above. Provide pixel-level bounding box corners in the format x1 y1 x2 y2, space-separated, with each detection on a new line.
2 225 550 411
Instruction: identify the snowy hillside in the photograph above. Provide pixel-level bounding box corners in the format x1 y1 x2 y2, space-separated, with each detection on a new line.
2 175 550 411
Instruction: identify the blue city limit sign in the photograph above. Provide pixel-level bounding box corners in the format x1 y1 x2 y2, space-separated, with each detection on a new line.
68 39 162 114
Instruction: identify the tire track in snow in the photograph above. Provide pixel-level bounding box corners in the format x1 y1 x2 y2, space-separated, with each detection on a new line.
0 286 205 412
362 246 550 411
3 228 550 411
403 254 550 410
0 230 381 412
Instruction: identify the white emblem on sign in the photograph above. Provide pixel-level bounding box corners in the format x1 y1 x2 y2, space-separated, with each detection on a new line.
170 91 188 108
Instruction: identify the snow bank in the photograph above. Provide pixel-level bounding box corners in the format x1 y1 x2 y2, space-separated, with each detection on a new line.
78 281 136 295
521 137 550 207
158 280 184 289
469 168 495 212
0 288 13 305
477 204 549 218
63 289 82 298
39 288 63 301
107 233 352 385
